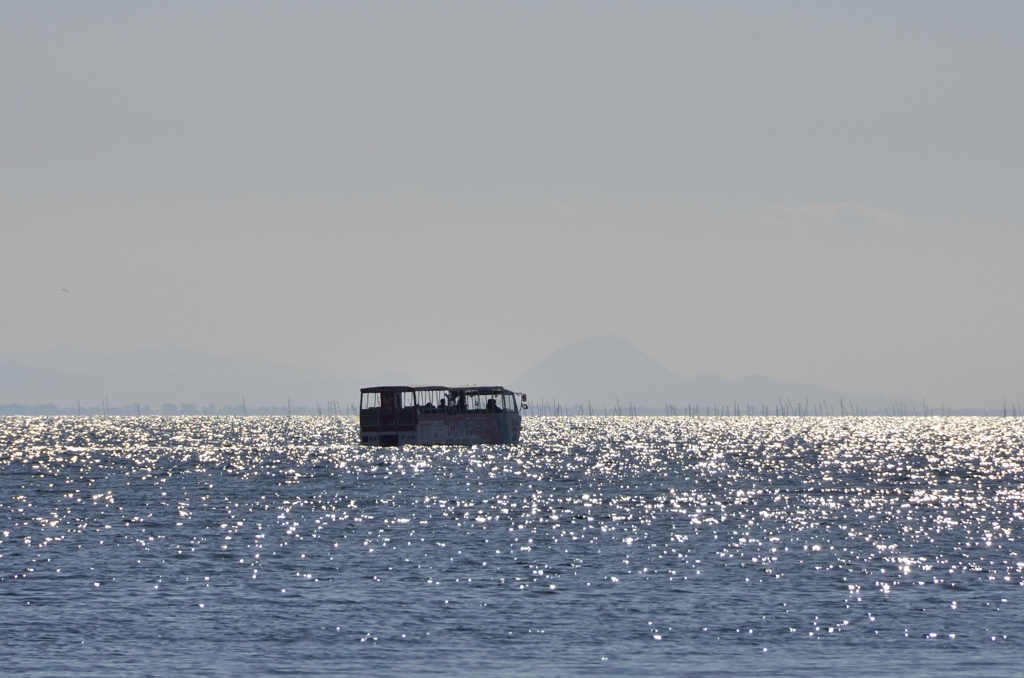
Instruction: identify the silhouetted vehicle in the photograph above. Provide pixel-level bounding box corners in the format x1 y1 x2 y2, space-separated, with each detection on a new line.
359 386 527 446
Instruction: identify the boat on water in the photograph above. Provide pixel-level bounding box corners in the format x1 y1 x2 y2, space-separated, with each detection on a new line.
359 385 527 446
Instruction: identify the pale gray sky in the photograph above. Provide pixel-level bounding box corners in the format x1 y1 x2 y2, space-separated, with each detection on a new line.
1 1 1022 408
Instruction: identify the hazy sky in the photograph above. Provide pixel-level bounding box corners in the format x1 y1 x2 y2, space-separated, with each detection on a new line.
2 2 1022 407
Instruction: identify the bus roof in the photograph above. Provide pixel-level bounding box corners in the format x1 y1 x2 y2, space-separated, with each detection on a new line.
360 385 517 395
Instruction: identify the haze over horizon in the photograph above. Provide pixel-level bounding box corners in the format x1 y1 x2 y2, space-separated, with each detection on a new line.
2 2 1022 409
0 336 996 415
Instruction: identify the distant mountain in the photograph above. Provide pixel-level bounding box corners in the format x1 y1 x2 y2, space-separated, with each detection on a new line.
0 347 411 411
511 336 683 409
6 346 318 382
510 335 904 414
0 340 922 415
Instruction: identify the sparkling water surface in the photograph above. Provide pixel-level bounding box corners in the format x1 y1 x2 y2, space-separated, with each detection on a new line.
2 416 1023 676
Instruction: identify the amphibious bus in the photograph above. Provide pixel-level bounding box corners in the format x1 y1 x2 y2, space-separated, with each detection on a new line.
359 386 526 446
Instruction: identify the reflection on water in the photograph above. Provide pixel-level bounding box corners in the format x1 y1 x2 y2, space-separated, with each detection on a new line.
2 416 1023 675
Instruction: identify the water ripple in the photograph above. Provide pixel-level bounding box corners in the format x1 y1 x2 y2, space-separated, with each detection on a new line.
2 415 1023 676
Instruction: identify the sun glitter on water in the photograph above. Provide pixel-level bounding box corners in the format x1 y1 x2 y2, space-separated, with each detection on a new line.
1 415 1023 676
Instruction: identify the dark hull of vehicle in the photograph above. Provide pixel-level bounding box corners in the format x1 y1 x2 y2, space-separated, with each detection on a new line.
360 410 521 446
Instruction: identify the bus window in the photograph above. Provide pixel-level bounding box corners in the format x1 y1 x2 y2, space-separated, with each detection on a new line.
399 390 416 426
360 391 381 426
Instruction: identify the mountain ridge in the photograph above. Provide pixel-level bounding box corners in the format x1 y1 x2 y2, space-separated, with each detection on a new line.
510 335 907 414
0 338 936 415
0 348 412 411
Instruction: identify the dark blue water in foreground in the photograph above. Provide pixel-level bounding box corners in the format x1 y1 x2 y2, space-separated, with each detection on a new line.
2 416 1023 676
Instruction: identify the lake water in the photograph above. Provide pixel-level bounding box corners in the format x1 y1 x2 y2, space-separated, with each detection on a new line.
2 415 1023 676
